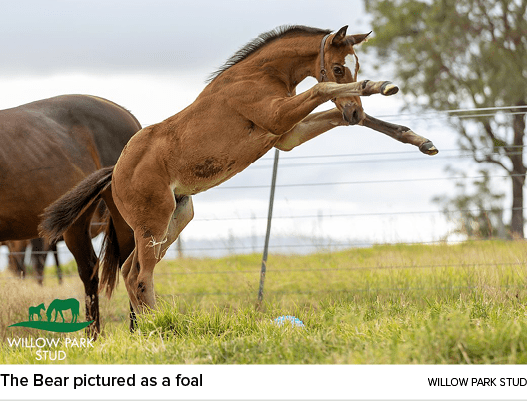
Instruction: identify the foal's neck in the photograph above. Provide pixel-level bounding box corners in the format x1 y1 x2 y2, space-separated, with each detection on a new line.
256 34 322 91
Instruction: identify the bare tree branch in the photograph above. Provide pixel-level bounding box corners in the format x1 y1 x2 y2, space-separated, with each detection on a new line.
458 121 513 174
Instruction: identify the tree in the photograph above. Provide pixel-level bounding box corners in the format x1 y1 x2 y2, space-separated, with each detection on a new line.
432 168 507 239
364 0 527 238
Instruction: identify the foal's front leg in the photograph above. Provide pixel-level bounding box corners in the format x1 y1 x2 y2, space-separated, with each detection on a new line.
235 80 398 136
362 114 438 155
275 108 347 151
270 80 398 134
275 108 439 155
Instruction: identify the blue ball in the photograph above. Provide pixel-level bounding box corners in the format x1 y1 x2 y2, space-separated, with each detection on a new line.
273 315 305 328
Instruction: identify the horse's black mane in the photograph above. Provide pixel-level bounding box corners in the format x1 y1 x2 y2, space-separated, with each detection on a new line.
206 25 332 83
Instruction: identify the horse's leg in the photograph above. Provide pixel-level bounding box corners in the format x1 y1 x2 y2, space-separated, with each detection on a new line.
122 196 192 329
275 108 439 155
121 242 158 313
362 114 438 155
235 80 398 136
275 108 347 151
118 186 191 313
119 254 139 330
129 301 137 332
100 186 136 330
30 238 45 286
71 304 78 323
6 240 27 279
157 195 194 260
62 204 100 337
316 80 399 98
49 241 63 284
121 232 168 313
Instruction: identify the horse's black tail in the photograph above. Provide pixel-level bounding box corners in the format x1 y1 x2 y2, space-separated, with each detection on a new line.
39 166 114 244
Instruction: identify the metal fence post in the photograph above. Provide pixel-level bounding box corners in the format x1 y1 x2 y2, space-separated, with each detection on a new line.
257 149 280 305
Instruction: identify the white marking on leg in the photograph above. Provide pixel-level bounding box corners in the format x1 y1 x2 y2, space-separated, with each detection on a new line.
147 236 167 248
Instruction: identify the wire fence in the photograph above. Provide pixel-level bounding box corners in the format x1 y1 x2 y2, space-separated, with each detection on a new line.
0 195 521 261
0 167 521 260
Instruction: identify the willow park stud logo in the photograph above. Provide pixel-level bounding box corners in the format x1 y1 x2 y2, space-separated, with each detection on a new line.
7 298 94 361
9 298 92 332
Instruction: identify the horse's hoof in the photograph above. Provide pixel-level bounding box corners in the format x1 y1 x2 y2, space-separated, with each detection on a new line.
380 82 399 96
419 141 439 155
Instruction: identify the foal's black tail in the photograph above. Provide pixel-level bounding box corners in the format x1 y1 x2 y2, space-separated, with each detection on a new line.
40 166 114 244
39 165 123 296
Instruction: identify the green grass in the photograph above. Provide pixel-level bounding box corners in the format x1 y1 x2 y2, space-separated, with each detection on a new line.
2 240 527 364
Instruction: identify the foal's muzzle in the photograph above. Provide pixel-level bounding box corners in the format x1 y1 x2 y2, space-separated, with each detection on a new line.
337 99 365 126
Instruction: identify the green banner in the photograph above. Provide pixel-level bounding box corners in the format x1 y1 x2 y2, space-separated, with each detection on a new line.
0 365 527 401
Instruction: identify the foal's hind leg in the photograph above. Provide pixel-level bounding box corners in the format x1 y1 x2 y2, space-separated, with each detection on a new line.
115 176 176 312
157 195 194 260
121 193 194 313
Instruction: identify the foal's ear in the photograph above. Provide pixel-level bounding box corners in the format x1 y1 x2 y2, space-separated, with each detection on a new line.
331 25 348 46
348 31 372 46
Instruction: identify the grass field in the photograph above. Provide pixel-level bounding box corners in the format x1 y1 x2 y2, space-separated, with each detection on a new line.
2 240 527 364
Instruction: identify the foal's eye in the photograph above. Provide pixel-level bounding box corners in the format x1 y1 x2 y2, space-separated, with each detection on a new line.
333 66 344 76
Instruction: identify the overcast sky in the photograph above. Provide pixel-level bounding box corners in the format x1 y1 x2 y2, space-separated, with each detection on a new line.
0 0 485 263
0 0 372 76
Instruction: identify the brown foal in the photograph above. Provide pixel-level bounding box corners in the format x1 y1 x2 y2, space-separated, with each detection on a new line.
41 25 438 334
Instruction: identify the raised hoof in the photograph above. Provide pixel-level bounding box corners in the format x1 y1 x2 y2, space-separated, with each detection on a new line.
380 82 399 96
419 141 439 155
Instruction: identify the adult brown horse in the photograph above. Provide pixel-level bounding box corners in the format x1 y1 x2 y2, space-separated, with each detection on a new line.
1 94 141 334
41 26 438 334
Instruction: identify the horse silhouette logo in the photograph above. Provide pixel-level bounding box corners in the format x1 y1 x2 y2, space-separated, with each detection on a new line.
9 298 92 333
46 298 79 323
28 303 45 321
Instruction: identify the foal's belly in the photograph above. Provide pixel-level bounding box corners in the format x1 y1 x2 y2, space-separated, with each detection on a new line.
169 130 279 195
